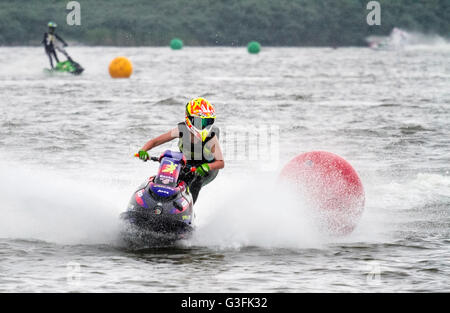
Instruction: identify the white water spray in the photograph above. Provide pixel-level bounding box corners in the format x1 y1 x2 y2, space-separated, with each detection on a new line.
0 161 124 245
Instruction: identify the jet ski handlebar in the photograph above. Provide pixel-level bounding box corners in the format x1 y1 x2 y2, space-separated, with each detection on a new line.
135 153 196 172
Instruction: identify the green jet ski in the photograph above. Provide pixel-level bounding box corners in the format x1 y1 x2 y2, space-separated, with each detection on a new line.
44 58 84 75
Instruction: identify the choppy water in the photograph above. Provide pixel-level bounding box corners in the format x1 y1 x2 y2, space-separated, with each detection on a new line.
0 45 449 292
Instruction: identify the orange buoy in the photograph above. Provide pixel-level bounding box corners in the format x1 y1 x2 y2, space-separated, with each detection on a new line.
109 56 133 78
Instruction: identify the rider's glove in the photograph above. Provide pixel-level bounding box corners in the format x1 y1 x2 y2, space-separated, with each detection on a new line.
195 163 210 177
64 43 68 47
138 150 149 162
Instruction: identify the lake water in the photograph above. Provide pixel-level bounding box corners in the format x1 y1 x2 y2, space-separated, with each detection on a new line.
0 45 449 292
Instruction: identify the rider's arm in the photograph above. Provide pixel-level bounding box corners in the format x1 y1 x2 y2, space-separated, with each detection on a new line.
140 127 179 151
55 33 68 46
207 136 225 170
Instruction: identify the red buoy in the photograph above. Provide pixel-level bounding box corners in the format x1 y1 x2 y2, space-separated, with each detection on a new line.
280 151 365 235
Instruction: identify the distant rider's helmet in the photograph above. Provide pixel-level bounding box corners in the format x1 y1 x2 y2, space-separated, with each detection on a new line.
185 98 216 142
48 21 57 33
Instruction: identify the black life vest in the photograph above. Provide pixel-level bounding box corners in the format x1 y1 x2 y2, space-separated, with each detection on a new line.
177 122 220 166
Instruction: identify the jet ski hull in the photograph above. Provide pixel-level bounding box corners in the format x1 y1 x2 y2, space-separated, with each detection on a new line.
120 151 195 247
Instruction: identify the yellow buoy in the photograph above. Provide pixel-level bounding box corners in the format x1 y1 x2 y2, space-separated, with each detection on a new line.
109 56 133 78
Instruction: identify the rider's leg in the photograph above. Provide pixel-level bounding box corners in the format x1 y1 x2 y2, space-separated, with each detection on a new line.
188 169 219 204
56 46 70 60
200 169 218 187
52 50 60 63
46 51 54 68
189 179 203 204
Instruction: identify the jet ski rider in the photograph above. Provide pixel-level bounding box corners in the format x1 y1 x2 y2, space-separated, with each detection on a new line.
42 21 70 69
137 97 225 203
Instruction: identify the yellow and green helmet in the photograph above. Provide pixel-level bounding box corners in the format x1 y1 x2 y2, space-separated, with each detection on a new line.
185 97 216 142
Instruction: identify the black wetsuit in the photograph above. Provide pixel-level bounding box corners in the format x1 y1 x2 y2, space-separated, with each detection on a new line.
42 32 69 68
177 122 220 203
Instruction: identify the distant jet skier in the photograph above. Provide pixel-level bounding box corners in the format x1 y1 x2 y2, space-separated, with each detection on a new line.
389 27 409 47
42 21 70 68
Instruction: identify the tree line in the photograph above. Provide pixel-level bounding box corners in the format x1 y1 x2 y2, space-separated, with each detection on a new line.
0 0 448 46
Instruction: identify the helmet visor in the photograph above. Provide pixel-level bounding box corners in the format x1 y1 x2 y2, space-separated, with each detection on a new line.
189 116 215 129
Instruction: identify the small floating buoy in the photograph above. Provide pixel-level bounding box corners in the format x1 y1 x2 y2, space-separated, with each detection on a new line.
109 56 133 78
247 41 261 54
170 38 183 50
